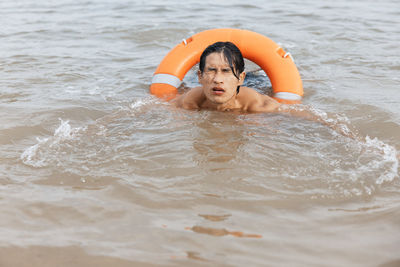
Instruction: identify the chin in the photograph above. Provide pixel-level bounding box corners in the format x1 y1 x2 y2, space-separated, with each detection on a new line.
206 92 231 104
208 96 227 104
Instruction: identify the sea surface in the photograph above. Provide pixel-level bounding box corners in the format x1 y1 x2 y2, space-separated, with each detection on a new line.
1 0 399 266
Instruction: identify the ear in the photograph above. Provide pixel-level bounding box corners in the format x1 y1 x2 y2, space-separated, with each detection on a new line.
197 70 203 82
238 72 246 85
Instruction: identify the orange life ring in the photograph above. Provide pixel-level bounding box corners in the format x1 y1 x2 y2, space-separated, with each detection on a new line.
150 28 303 104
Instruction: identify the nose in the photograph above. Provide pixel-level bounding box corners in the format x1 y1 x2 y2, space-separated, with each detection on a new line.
212 70 224 84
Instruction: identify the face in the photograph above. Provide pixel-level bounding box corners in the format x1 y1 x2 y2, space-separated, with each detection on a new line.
198 52 245 105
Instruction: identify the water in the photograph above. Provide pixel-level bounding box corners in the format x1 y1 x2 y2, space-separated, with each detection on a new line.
1 0 399 266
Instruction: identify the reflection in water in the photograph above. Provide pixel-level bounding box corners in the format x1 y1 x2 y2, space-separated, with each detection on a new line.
199 214 231 222
186 251 208 262
187 226 262 238
328 205 383 212
1 0 400 266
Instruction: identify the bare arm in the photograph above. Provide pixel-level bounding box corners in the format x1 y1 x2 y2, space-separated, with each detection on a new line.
170 87 204 110
241 88 281 113
170 93 185 108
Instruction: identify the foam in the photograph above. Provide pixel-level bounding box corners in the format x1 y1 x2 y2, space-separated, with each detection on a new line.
129 96 160 111
21 119 82 168
278 104 358 139
363 136 399 184
20 97 158 168
20 137 50 167
278 104 399 185
129 98 149 110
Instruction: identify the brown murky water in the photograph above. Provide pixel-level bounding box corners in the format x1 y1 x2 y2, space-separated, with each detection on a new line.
1 0 399 266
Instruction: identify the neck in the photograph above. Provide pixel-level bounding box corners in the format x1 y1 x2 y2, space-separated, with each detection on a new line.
202 95 239 111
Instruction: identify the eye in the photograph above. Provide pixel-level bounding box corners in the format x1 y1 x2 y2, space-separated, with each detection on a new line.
204 68 217 76
222 68 232 73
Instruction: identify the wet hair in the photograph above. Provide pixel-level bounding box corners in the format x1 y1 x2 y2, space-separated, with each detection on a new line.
199 42 245 94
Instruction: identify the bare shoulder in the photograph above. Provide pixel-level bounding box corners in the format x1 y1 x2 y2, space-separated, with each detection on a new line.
171 87 205 110
238 87 281 112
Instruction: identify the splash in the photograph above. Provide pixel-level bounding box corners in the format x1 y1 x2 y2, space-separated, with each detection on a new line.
278 104 359 139
21 119 82 167
362 136 399 184
129 98 149 110
20 97 161 169
276 104 399 192
129 97 159 112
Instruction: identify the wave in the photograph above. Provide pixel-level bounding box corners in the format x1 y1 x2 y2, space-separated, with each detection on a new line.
20 119 83 168
19 100 399 198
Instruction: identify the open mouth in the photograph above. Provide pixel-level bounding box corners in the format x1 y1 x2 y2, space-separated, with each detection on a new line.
212 87 225 95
